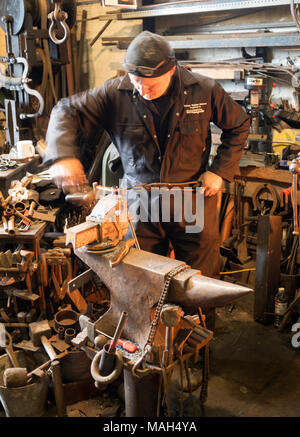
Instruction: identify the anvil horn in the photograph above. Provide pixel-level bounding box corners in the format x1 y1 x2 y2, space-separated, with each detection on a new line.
168 273 253 309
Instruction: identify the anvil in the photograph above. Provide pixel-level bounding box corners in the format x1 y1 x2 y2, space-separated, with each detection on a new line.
75 246 252 348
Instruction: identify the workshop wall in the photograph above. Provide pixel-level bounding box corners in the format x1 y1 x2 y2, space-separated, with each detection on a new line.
0 28 5 57
74 2 300 111
75 2 141 88
155 5 300 110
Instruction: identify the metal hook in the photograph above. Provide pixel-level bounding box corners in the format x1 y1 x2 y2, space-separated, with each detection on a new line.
48 3 70 46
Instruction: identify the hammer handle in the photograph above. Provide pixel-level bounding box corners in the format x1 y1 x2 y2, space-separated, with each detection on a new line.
27 350 68 378
41 336 57 361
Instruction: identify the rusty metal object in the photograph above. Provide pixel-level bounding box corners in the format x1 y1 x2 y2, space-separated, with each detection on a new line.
3 367 28 388
28 201 36 217
54 308 79 334
27 350 69 380
2 332 19 368
2 215 8 232
123 367 161 417
160 304 182 366
29 320 66 416
108 311 128 353
7 215 15 236
90 345 123 387
289 153 300 235
254 215 282 324
76 247 252 348
64 328 76 345
90 311 127 387
66 191 129 250
51 360 67 417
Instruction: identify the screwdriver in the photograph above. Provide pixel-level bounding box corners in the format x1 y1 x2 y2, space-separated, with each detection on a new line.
96 329 137 353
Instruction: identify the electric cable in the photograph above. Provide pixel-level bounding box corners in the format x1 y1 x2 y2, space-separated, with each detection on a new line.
291 0 300 32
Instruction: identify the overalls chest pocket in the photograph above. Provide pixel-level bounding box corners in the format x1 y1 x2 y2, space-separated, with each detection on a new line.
179 119 209 163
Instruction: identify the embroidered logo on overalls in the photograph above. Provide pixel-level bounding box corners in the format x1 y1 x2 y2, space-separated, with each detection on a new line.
184 102 207 114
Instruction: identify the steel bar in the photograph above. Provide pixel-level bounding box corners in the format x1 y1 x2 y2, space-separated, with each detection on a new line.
97 0 300 21
102 32 300 49
123 367 161 417
166 20 298 34
51 360 67 417
254 215 282 324
108 311 128 353
167 32 300 49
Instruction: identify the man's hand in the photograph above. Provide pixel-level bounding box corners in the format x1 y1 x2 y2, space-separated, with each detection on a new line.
49 158 87 193
199 171 223 197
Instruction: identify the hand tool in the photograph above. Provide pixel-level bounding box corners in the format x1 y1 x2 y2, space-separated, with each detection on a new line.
29 320 66 416
91 311 128 388
95 329 137 353
289 153 300 235
1 332 28 388
107 311 128 354
3 331 19 368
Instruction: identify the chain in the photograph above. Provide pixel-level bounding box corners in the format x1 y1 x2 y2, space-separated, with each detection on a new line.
144 263 191 350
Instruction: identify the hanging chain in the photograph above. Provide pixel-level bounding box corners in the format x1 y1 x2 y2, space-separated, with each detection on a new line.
145 263 191 350
132 263 191 378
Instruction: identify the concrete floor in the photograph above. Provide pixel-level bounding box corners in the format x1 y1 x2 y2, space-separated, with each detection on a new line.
1 291 299 418
187 293 300 417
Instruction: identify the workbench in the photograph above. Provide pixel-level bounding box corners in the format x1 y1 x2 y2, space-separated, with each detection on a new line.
0 155 40 196
0 221 47 309
227 164 296 207
0 221 46 259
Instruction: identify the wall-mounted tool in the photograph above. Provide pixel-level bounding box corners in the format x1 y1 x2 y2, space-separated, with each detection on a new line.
244 74 273 155
0 0 77 146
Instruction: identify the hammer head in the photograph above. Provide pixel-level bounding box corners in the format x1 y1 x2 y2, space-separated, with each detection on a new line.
29 320 52 347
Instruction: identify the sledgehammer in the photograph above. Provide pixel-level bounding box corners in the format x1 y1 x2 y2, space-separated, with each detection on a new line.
29 320 66 417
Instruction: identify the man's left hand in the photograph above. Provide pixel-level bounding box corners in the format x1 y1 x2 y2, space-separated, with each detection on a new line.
198 171 223 197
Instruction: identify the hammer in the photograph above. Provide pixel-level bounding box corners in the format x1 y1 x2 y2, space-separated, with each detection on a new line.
0 331 28 388
29 320 66 417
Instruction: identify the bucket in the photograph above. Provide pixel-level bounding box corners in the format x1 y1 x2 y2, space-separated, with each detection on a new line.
0 350 49 417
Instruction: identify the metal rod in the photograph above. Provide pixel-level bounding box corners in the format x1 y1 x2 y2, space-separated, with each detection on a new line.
51 360 67 417
293 173 299 235
96 0 300 21
90 19 113 47
108 311 128 353
129 218 141 250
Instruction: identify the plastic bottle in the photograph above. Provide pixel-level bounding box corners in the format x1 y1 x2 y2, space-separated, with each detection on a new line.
274 287 288 328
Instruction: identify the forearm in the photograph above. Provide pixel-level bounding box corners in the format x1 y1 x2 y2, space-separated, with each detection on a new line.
209 115 250 181
210 82 250 181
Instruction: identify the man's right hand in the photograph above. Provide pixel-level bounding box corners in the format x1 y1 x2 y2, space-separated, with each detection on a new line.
49 158 87 193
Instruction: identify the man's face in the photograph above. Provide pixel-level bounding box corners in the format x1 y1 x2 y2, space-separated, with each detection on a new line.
128 66 176 100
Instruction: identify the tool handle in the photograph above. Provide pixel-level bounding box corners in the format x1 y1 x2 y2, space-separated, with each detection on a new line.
27 350 68 378
108 311 128 353
41 336 57 361
116 339 137 353
293 173 299 235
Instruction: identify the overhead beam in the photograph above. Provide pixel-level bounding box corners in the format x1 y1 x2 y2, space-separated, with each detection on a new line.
97 0 300 20
102 32 300 49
